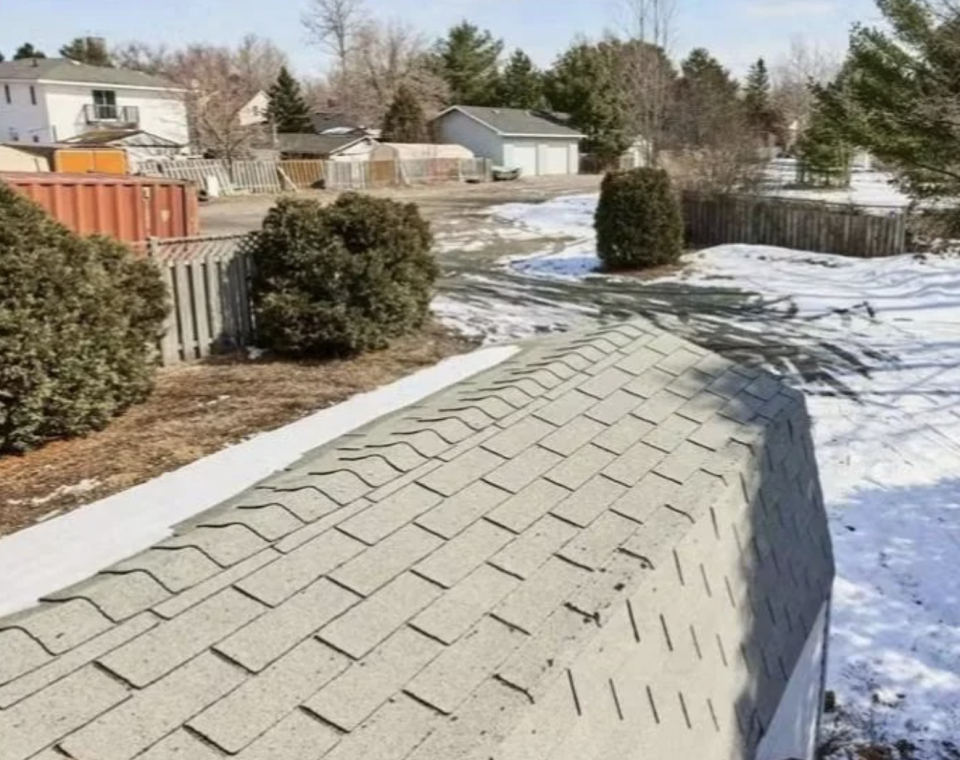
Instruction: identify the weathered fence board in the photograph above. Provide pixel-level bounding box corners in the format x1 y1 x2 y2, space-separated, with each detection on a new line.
682 192 907 258
148 235 254 365
141 158 492 194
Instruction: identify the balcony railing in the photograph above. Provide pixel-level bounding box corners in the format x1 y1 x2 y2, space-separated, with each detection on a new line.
83 103 140 125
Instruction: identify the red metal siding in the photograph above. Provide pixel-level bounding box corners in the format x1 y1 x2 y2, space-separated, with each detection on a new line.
1 172 199 245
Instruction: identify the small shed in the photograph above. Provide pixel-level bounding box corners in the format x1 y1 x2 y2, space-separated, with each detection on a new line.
274 133 379 162
433 105 583 176
62 129 186 171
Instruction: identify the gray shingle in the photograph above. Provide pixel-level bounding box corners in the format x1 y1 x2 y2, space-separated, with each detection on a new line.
602 441 668 487
539 416 606 457
412 565 520 644
305 627 442 730
483 446 563 494
106 548 220 594
236 530 365 607
214 579 359 672
337 483 443 545
486 479 571 533
198 504 303 541
235 710 340 760
481 416 556 458
341 443 427 472
151 550 277 619
489 515 579 579
445 106 582 137
99 588 264 687
405 616 525 714
633 390 688 424
157 525 268 567
189 639 348 753
643 414 700 453
414 519 513 588
270 470 371 505
656 347 704 376
623 367 676 398
0 599 112 655
615 347 661 376
585 389 644 426
320 695 441 760
319 573 442 658
44 571 169 623
134 730 222 760
534 390 597 426
329 525 443 596
0 630 49 686
0 613 157 709
557 512 640 570
0 666 128 760
578 367 634 399
591 415 656 455
492 556 591 634
550 474 627 528
544 444 616 491
61 653 245 760
415 481 511 539
610 472 680 525
417 447 504 497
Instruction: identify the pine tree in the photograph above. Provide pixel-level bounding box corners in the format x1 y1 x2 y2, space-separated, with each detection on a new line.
266 67 313 133
672 48 742 149
432 22 503 105
814 0 960 203
497 50 543 109
13 43 45 61
60 37 111 66
381 85 429 143
0 52 5 63
743 58 770 121
545 41 631 167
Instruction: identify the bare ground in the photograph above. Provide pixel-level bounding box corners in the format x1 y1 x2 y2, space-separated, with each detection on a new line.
0 325 475 536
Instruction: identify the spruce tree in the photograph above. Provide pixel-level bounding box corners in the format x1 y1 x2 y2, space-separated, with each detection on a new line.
672 48 742 148
60 37 111 66
743 58 771 122
815 0 960 203
545 41 631 167
267 67 313 133
497 50 543 109
13 43 45 60
381 85 429 143
432 22 503 105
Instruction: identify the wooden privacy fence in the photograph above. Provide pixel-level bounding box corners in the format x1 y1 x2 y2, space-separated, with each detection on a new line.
147 234 254 365
682 192 908 258
140 158 492 195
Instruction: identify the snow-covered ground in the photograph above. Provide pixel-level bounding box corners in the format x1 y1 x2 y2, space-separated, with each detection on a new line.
436 193 960 757
763 159 911 209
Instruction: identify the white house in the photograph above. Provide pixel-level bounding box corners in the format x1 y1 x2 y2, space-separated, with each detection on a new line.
432 105 583 176
238 90 269 127
0 58 189 147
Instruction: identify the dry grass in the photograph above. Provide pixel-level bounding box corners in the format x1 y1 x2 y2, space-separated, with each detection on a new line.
0 324 475 537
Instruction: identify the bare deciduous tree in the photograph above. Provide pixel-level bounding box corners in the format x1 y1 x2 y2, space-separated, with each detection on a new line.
771 35 842 147
325 19 448 127
234 35 290 93
619 0 678 164
302 0 367 72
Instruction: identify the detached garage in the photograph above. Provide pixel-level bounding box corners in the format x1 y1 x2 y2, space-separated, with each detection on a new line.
432 106 583 177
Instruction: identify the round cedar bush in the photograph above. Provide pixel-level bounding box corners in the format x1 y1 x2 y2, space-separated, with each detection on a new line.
249 193 438 357
0 183 168 454
594 167 684 271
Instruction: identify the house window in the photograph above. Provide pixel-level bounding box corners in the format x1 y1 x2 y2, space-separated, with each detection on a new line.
29 85 36 105
32 135 39 143
92 89 118 120
3 85 10 104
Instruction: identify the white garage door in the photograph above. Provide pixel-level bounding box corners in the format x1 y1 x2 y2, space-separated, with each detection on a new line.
510 143 538 177
542 144 570 175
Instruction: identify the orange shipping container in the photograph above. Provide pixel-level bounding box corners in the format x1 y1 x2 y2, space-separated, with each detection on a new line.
1 171 200 245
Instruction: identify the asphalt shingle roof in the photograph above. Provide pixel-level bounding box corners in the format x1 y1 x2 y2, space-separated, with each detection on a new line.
0 319 834 760
440 106 584 138
0 58 179 90
274 133 369 156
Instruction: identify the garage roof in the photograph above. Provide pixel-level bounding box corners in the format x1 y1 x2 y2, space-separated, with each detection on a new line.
437 106 585 139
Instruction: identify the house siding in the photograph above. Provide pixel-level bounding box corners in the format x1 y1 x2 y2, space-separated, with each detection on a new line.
435 110 505 165
0 81 189 146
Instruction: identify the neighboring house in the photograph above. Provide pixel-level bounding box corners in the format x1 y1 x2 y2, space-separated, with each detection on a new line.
0 319 834 760
433 105 583 176
373 142 475 162
61 129 186 170
238 90 269 127
0 58 189 147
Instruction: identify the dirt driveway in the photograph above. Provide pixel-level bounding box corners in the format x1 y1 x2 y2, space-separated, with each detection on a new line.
199 175 602 235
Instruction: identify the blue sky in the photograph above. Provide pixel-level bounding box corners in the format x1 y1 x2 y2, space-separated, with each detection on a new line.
2 0 882 78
